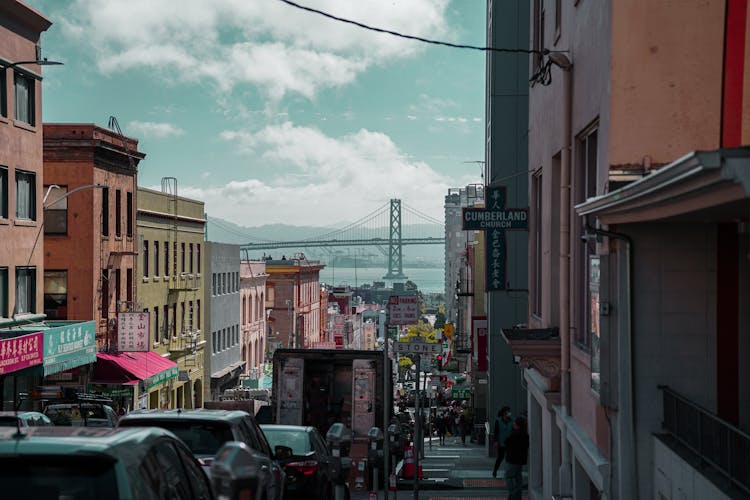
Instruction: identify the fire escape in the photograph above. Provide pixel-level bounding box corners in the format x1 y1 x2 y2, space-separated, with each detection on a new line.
161 177 200 366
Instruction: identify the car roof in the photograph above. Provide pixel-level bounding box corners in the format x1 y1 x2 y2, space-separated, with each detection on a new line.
0 411 46 418
0 426 179 458
260 424 316 433
119 408 251 422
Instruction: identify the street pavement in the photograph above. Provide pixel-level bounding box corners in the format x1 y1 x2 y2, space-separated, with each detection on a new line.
351 434 528 500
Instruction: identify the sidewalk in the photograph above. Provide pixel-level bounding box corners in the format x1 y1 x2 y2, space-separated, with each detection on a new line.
352 435 528 500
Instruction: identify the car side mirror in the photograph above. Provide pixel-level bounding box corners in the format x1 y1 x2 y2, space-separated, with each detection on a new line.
275 445 293 460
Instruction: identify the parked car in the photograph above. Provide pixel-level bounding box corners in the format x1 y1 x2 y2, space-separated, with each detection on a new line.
0 411 54 428
0 426 214 499
44 402 118 427
118 409 285 500
261 424 338 500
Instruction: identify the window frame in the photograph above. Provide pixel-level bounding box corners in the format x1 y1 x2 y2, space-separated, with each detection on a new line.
43 270 67 320
0 267 8 318
43 184 68 235
126 191 133 237
13 72 34 126
15 169 36 221
0 69 6 118
143 240 150 278
115 189 122 237
15 266 36 314
101 187 109 236
0 166 7 219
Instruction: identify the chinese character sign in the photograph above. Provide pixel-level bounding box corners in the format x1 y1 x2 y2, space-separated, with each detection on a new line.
118 312 150 352
0 332 43 375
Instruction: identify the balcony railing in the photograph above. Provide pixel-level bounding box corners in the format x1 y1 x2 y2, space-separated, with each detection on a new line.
660 386 750 495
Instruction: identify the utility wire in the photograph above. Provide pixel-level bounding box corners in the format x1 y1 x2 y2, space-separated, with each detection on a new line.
277 0 543 54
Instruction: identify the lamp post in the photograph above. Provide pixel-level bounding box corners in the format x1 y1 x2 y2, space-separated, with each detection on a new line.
1 58 64 71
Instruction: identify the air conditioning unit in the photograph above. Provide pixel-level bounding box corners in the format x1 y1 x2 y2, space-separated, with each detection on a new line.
161 337 169 344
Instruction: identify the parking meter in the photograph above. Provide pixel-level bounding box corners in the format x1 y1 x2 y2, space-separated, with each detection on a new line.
367 426 384 462
210 441 263 500
326 423 352 484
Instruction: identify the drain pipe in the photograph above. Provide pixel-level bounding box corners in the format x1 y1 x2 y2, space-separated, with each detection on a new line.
551 51 573 496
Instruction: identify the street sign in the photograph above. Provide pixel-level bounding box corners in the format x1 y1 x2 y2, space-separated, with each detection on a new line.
395 341 441 354
387 295 419 325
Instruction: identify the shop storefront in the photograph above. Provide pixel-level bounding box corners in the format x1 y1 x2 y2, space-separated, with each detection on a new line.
90 351 178 411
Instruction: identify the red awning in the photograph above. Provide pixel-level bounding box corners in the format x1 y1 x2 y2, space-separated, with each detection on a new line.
90 351 178 385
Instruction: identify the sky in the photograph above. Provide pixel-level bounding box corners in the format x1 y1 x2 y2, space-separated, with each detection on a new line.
27 0 486 228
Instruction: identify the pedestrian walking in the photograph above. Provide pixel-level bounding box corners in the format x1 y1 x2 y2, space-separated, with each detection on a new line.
458 412 467 445
492 406 513 478
504 416 529 500
435 413 447 445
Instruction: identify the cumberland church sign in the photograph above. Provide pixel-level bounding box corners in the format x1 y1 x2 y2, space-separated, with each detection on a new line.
463 186 528 291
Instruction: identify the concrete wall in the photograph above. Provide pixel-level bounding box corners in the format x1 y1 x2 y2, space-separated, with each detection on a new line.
626 222 718 500
206 242 241 399
654 438 730 500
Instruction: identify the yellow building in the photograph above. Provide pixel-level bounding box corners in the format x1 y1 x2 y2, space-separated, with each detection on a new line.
135 181 206 409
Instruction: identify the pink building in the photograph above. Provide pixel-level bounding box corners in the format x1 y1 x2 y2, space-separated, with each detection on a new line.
240 260 268 374
509 1 750 499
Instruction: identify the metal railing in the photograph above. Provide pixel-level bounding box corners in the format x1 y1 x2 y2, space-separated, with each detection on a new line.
660 386 750 495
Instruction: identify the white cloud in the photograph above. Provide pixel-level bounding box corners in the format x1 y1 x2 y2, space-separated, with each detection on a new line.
127 121 184 139
57 0 451 101
182 122 452 226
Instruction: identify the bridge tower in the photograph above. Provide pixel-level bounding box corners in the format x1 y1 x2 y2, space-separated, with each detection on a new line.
383 199 407 280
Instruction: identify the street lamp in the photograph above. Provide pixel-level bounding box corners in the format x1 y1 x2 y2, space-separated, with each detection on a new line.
13 184 107 320
1 58 64 71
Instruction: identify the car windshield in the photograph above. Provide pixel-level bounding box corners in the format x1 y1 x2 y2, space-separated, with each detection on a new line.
262 428 311 454
119 419 234 456
45 405 109 427
0 456 118 500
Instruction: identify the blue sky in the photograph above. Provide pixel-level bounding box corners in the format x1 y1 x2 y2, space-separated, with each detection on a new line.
27 0 486 227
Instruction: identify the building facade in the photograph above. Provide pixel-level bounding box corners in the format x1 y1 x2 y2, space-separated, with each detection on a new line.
135 184 206 409
205 242 242 401
513 1 750 499
240 260 268 377
0 2 51 323
265 255 324 349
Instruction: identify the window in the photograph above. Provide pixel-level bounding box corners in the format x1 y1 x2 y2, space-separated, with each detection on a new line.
15 170 35 220
212 274 216 296
589 256 601 393
126 268 133 302
115 189 121 237
14 73 34 125
0 268 8 318
15 266 36 314
44 185 67 234
181 243 186 273
101 269 109 318
101 188 109 236
532 171 543 316
180 302 185 335
0 70 6 117
212 332 217 354
154 307 160 344
154 242 160 276
164 242 170 277
575 126 599 349
162 305 168 341
533 0 545 69
196 300 201 331
0 167 7 219
114 269 121 310
143 240 150 278
197 244 201 273
172 304 177 337
555 0 562 42
44 270 67 320
126 191 133 237
189 243 194 274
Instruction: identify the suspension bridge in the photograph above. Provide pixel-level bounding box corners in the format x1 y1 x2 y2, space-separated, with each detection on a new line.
237 199 445 279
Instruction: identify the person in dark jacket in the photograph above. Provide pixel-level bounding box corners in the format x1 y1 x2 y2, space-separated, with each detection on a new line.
503 416 529 500
492 406 512 478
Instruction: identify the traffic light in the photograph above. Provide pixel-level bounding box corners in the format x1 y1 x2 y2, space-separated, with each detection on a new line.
434 354 443 369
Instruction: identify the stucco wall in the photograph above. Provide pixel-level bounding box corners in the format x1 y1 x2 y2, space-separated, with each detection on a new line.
610 0 726 166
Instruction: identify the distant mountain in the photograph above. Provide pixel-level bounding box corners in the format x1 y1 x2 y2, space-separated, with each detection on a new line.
205 215 445 266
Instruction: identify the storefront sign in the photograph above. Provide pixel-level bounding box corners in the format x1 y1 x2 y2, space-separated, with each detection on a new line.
463 186 528 290
0 332 43 374
88 383 134 398
143 366 179 390
118 312 150 352
44 321 96 376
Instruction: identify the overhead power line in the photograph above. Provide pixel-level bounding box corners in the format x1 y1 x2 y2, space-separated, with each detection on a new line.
277 0 543 54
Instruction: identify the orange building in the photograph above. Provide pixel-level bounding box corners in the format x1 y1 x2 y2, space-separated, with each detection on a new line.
43 123 145 347
0 1 51 322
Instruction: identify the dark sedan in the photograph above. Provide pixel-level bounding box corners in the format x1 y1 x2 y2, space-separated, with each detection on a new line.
261 424 337 500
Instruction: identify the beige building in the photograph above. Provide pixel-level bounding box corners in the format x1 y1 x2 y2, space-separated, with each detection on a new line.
136 182 206 409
